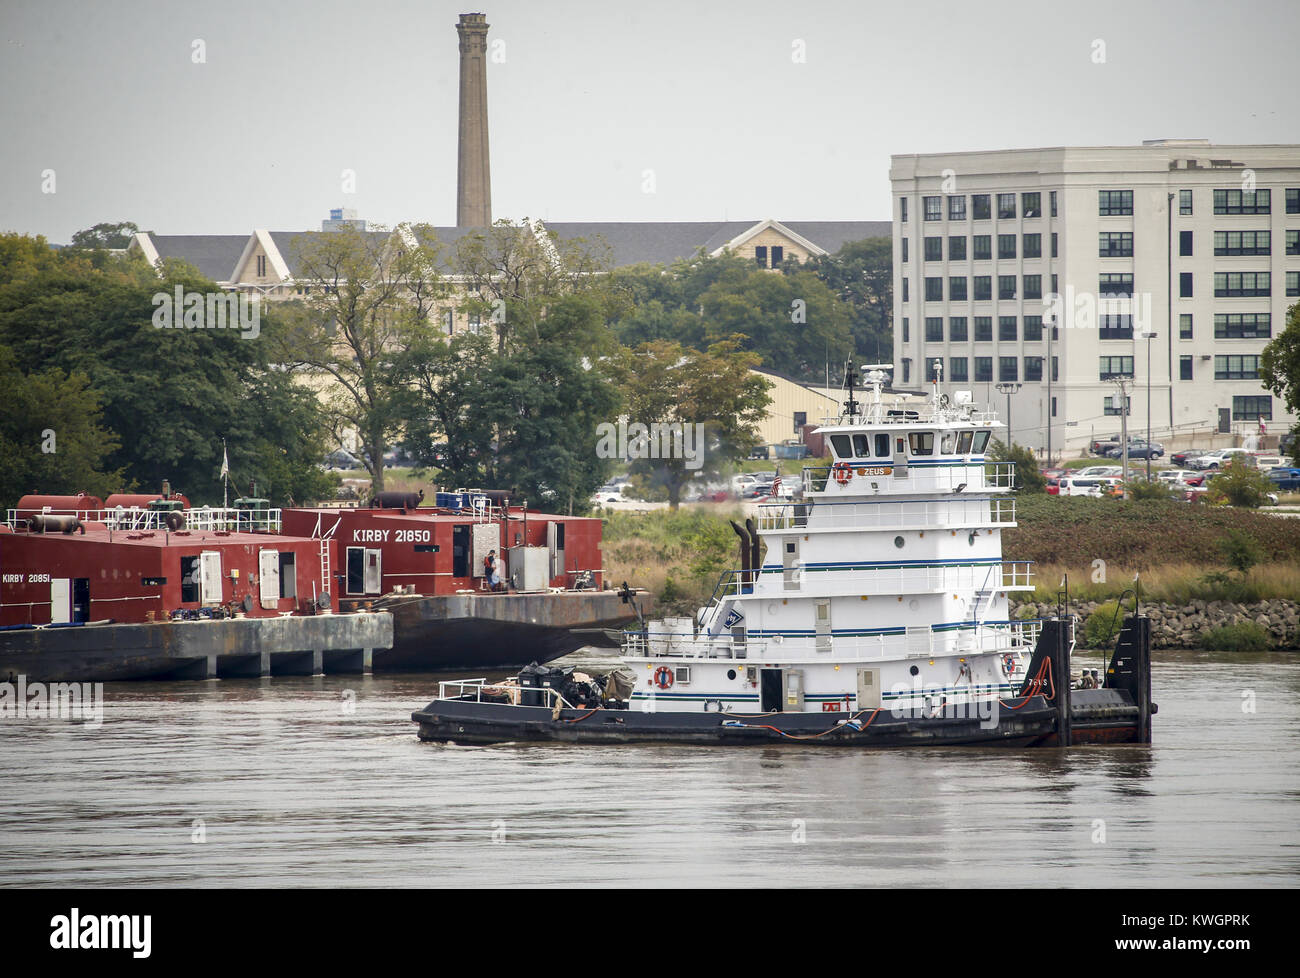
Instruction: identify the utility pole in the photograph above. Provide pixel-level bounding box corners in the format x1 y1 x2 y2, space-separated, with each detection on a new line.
1143 330 1158 480
1045 313 1054 465
1113 376 1132 496
1167 192 1175 445
996 382 1023 450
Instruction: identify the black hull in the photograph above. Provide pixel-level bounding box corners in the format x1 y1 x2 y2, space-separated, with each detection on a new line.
372 591 643 671
412 696 1073 748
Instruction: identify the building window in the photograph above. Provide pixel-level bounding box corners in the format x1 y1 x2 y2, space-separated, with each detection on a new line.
1022 192 1041 218
1023 274 1042 299
256 254 266 277
949 196 967 221
1214 188 1270 214
1214 271 1270 297
924 196 943 221
468 312 482 334
924 237 943 261
1023 233 1042 258
902 317 909 342
999 357 1018 382
975 357 993 382
1099 231 1133 257
1099 273 1133 298
793 411 807 431
442 309 454 335
973 235 992 260
1051 232 1058 258
900 198 908 222
754 246 767 266
1287 189 1300 214
925 359 942 382
1098 190 1133 216
1179 230 1193 256
949 276 968 301
902 279 909 302
972 195 991 220
973 277 992 301
901 238 908 262
998 275 1016 300
1099 356 1134 380
948 236 967 261
925 317 944 342
949 316 968 341
1180 272 1193 298
1214 355 1261 380
1215 313 1272 339
1099 314 1133 340
997 193 1016 220
1214 230 1270 256
1024 315 1043 342
1233 396 1272 421
974 316 993 342
949 357 969 382
1024 356 1043 381
1179 356 1193 381
1050 191 1057 217
771 246 783 266
1180 189 1193 215
998 316 1017 341
1103 395 1131 416
1288 271 1300 297
1051 273 1058 294
1051 396 1057 417
925 277 943 301
1051 357 1059 382
1287 230 1300 256
1179 314 1193 339
998 234 1016 259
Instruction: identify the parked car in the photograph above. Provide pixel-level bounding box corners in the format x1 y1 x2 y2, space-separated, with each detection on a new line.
323 449 362 470
1076 465 1123 478
1045 476 1061 496
1170 448 1210 467
1104 438 1163 459
1090 435 1123 456
1188 448 1254 471
1267 468 1300 491
1057 476 1121 498
1252 454 1284 470
747 445 770 460
743 482 775 499
591 485 624 505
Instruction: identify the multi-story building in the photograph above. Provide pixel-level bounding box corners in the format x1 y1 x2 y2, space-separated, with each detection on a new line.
891 140 1300 456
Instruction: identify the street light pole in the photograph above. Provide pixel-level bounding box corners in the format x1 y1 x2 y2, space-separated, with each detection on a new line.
1143 330 1158 480
996 381 1023 451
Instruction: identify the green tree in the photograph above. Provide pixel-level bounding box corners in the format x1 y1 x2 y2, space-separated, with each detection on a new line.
1206 460 1276 508
801 237 893 363
618 338 773 509
272 223 449 493
68 222 140 250
988 440 1046 493
0 348 125 507
1261 301 1300 418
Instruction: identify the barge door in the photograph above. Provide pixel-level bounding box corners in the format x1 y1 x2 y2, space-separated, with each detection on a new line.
452 525 470 578
760 669 784 712
856 669 881 709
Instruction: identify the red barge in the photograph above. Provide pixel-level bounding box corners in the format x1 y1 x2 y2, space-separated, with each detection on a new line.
1 489 643 680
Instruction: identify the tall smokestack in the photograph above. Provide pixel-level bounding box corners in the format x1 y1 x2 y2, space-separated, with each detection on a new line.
456 12 492 227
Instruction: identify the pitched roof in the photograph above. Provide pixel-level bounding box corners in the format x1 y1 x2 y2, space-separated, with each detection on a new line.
144 234 248 282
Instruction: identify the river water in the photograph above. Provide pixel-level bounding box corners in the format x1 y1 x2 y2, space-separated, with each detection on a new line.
0 649 1296 888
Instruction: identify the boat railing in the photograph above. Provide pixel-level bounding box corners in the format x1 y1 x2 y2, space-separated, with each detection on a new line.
435 677 576 710
6 506 283 533
802 462 1016 494
756 496 1017 531
704 561 1034 602
623 618 1043 661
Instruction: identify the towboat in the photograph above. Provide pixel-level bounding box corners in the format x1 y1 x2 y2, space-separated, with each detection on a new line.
413 365 1155 747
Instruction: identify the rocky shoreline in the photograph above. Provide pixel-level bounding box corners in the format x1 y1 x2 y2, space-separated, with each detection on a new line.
1010 597 1300 650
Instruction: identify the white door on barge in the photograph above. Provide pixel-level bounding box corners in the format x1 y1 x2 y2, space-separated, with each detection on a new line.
857 669 881 709
259 549 280 609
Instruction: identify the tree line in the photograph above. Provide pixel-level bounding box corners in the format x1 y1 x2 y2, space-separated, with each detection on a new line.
0 222 895 512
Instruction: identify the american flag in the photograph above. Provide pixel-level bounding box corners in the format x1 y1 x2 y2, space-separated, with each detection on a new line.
771 473 781 496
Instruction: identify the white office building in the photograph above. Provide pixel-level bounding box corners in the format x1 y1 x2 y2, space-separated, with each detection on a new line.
891 141 1300 457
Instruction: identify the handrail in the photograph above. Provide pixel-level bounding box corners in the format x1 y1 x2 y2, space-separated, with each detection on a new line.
755 497 1017 531
623 619 1043 662
435 677 577 710
6 506 283 533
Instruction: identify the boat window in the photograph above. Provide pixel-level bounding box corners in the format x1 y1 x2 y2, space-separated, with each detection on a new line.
852 434 870 457
829 435 851 458
908 432 934 456
895 437 906 454
957 431 973 454
972 430 991 453
940 432 956 454
874 433 889 457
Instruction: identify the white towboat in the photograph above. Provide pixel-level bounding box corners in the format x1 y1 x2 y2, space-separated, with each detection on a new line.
414 365 1154 747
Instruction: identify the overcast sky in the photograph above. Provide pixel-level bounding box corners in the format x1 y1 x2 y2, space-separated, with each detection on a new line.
2 0 1297 243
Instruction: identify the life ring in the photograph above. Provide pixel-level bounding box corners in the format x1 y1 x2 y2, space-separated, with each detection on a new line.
833 462 852 486
654 666 674 690
1002 654 1017 677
